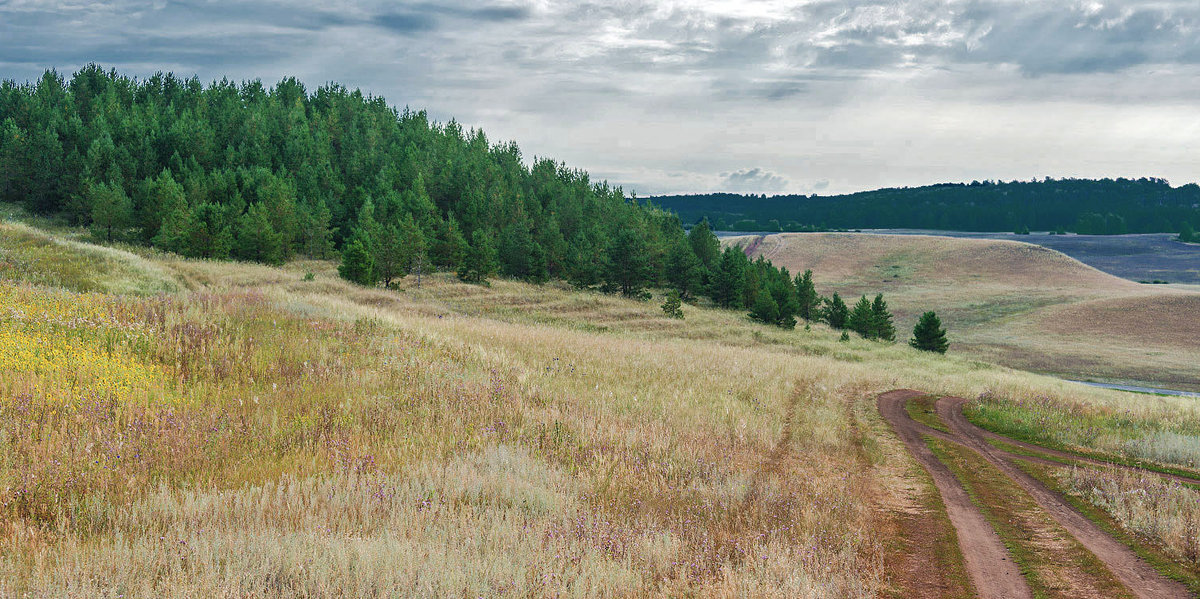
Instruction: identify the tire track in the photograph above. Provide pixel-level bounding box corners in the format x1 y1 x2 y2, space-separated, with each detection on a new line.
936 396 1191 599
878 390 1032 599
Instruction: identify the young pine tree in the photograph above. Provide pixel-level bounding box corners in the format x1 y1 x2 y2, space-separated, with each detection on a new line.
661 290 684 319
870 293 896 342
458 229 497 284
794 269 820 321
1180 222 1196 243
847 295 875 338
749 291 779 325
87 180 133 243
910 311 949 354
338 235 377 286
824 292 849 330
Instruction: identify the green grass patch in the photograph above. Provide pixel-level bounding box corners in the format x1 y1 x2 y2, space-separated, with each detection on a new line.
905 395 949 432
964 397 1200 480
927 437 1132 599
0 222 177 295
1016 459 1200 595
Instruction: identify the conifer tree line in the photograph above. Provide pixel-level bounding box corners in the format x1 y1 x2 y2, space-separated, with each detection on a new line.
0 66 681 282
0 66 947 348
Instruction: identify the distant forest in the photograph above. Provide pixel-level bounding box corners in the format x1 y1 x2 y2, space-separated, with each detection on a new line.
649 179 1200 234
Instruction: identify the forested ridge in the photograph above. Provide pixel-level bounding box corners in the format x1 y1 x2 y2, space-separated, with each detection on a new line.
0 65 672 282
650 179 1200 234
0 65 933 341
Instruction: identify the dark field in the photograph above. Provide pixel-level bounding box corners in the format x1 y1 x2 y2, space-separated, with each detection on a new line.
865 231 1200 284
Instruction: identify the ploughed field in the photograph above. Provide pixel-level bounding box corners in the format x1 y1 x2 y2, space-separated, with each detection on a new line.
3 221 1200 597
730 232 1200 392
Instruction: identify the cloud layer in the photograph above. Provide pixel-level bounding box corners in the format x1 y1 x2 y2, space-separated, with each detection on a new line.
3 0 1199 194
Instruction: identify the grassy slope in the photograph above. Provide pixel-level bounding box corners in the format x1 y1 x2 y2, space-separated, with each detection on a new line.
730 232 1200 391
1 223 1197 596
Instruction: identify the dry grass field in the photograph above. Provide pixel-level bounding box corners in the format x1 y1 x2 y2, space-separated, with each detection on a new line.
3 221 1200 597
730 233 1200 392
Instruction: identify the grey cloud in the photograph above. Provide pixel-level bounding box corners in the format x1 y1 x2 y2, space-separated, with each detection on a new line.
373 2 530 35
720 168 789 193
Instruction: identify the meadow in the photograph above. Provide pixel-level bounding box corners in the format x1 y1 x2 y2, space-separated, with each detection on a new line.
2 221 1199 596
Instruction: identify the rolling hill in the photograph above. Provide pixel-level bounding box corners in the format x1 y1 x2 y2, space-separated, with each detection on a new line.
729 232 1200 391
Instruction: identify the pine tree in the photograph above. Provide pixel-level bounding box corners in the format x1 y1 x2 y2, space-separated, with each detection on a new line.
233 203 285 265
749 291 779 325
375 223 406 287
666 239 704 300
87 180 133 242
661 290 684 319
870 293 896 342
431 216 468 269
565 230 603 289
603 227 652 298
710 246 748 308
688 218 721 285
794 269 819 321
824 292 849 329
457 229 497 284
848 295 875 338
910 311 949 354
338 235 376 285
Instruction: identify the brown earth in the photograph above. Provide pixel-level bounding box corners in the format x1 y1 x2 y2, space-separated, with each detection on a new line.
880 389 1191 598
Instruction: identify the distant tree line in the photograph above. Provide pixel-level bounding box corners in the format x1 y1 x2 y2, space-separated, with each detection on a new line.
649 178 1200 235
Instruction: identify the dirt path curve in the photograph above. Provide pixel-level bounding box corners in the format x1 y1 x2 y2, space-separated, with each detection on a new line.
938 396 1191 599
878 390 1032 599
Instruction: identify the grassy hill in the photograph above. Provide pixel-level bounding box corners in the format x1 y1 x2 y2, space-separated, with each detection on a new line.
728 232 1200 391
3 220 1200 596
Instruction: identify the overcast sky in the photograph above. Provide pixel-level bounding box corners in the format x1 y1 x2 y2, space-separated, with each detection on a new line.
3 0 1199 195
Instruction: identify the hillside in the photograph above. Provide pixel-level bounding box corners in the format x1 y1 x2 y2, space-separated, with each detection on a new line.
5 220 1200 596
649 178 1200 234
730 232 1200 391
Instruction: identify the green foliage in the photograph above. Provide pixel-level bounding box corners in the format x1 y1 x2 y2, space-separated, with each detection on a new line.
748 291 779 325
338 236 376 286
823 292 849 330
666 239 704 300
794 269 819 321
457 229 497 284
565 230 603 289
661 290 684 319
910 311 949 354
1180 222 1196 243
847 295 874 338
710 246 747 308
870 294 896 342
652 178 1200 234
0 65 686 289
602 227 652 298
234 204 285 265
86 181 132 242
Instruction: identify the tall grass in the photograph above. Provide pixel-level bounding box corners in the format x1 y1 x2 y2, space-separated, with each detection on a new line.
2 226 1196 596
1062 466 1200 565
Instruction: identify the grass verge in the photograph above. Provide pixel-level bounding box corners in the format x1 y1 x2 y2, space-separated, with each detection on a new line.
1015 460 1200 594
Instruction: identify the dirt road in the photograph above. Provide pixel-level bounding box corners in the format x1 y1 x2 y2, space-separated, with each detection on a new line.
878 390 1032 599
879 390 1192 599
